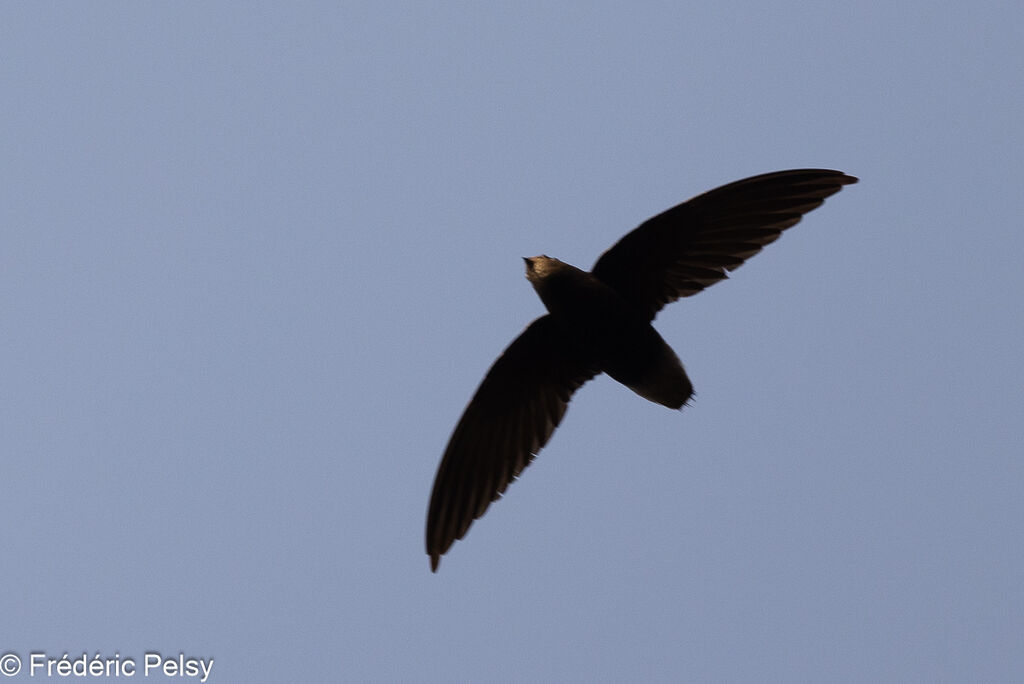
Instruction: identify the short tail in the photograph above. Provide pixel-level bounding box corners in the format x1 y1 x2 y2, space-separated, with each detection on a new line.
606 328 693 409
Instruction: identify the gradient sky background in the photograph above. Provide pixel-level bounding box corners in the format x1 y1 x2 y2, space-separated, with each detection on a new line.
3 2 1022 682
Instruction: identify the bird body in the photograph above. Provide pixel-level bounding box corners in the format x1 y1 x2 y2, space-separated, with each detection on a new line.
525 255 693 409
427 169 857 571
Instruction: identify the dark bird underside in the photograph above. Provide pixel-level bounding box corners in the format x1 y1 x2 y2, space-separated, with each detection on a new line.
426 169 857 571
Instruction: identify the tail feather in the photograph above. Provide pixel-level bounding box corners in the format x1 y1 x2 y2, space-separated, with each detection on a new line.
605 327 693 409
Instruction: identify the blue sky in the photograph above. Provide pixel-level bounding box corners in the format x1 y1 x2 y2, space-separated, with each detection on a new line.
2 2 1022 682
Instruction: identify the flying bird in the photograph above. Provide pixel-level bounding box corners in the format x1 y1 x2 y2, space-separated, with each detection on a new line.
426 169 857 571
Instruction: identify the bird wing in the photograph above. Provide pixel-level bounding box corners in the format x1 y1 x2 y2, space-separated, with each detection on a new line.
426 314 599 571
590 169 857 320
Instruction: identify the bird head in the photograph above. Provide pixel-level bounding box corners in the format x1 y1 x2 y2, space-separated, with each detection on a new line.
523 255 562 285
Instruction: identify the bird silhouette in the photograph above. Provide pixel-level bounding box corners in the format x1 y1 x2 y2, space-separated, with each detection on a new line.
426 169 857 571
